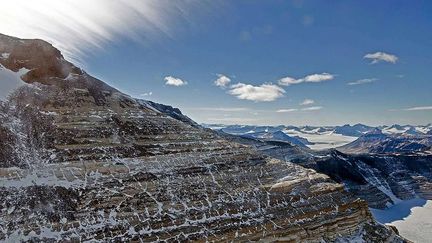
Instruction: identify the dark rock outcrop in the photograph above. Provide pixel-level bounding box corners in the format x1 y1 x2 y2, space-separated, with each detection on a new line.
314 151 432 209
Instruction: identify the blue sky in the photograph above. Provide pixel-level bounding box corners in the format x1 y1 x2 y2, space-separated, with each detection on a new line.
2 0 431 125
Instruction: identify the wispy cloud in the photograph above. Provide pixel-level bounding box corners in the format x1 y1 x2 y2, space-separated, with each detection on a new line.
214 74 231 88
206 117 259 123
0 0 213 64
279 73 334 86
238 25 273 42
228 83 285 102
139 92 153 97
301 106 323 111
300 99 315 105
276 109 298 113
191 107 249 112
364 52 398 64
347 78 378 86
302 15 314 26
404 106 432 111
164 76 187 86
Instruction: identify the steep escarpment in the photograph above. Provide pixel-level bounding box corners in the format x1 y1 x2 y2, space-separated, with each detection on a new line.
226 132 432 210
0 34 403 242
314 151 432 209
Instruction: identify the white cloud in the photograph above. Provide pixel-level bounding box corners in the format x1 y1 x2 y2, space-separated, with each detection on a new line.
164 76 187 86
140 92 153 97
228 83 285 102
301 106 323 111
347 78 378 85
0 0 212 64
300 99 315 106
404 106 432 111
278 73 334 86
303 73 334 82
364 52 398 64
276 109 298 113
214 74 231 88
278 76 303 85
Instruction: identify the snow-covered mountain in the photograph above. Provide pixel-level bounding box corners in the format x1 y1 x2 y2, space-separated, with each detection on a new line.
204 123 432 150
380 124 432 135
239 130 311 148
334 123 375 137
338 129 432 154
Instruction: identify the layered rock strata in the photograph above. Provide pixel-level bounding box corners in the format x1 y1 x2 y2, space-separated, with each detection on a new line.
0 34 404 242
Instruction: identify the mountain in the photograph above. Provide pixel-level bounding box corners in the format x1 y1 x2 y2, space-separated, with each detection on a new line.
313 150 432 209
338 129 432 154
211 124 285 135
333 123 375 137
380 124 432 135
207 124 432 151
138 99 198 127
0 34 404 242
206 124 370 150
239 130 311 148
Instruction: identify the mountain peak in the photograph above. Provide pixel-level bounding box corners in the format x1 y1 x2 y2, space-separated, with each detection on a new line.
0 33 117 106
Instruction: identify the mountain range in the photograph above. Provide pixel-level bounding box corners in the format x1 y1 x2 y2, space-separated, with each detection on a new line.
205 123 432 153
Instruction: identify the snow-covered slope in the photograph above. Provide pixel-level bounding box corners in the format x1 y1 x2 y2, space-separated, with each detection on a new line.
339 129 432 154
239 130 310 148
283 127 358 150
0 63 28 100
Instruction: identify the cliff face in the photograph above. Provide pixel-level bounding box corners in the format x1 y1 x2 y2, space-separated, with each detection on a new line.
314 151 432 209
230 132 432 210
0 34 403 242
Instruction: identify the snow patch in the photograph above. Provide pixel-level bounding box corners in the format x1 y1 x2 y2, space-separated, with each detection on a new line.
283 129 357 150
1 52 10 59
0 64 29 100
0 171 85 189
371 199 432 243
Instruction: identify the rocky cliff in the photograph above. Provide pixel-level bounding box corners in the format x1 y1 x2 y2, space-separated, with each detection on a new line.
313 150 432 209
226 131 432 210
0 34 404 242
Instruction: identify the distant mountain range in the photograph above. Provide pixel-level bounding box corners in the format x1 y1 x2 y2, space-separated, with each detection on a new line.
338 129 432 154
204 123 432 152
